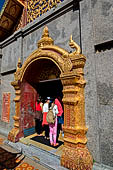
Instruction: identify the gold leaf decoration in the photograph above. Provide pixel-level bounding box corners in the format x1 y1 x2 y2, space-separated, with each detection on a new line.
27 0 64 23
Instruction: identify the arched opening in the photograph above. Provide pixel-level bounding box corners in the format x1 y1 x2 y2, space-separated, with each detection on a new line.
19 58 64 146
24 58 63 99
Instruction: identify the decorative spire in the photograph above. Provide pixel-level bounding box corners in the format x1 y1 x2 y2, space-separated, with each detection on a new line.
42 26 49 38
17 57 22 70
37 26 54 48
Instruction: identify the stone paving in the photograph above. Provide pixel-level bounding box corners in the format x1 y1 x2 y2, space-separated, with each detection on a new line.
4 140 67 170
0 134 113 170
4 140 113 170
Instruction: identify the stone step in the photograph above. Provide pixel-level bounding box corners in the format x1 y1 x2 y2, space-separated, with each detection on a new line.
4 140 113 170
4 140 67 170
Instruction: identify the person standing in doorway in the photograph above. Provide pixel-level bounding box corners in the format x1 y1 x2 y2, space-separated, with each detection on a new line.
55 97 63 142
49 100 59 146
42 97 50 139
35 98 43 136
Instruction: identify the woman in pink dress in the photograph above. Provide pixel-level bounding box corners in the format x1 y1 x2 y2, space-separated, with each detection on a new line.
49 101 59 146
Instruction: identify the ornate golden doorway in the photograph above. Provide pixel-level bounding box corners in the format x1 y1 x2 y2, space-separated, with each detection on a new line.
8 26 93 170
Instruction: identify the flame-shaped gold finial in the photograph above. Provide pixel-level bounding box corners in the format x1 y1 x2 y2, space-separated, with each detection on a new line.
42 26 49 38
37 26 54 48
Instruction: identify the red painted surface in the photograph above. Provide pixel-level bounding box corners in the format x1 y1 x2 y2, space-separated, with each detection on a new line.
18 81 38 138
2 93 10 123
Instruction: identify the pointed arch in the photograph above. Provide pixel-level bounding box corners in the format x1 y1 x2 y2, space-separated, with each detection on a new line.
19 45 68 82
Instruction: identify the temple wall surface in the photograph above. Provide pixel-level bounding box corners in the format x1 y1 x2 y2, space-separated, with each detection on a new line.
0 0 113 168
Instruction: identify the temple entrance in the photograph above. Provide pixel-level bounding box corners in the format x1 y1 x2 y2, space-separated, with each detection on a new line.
19 58 64 146
8 26 93 169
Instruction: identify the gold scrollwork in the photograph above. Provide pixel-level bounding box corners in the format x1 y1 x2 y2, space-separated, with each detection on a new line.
63 58 73 72
27 0 64 23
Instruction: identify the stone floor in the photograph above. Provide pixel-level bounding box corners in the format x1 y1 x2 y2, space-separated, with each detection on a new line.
0 134 67 170
0 134 113 170
0 135 48 170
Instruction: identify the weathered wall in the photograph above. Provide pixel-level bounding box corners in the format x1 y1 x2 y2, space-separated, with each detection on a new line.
0 74 15 136
0 0 113 168
95 50 113 167
91 0 113 44
80 0 100 164
80 0 113 167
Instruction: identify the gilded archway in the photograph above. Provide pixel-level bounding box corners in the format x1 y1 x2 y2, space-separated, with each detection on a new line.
8 26 93 170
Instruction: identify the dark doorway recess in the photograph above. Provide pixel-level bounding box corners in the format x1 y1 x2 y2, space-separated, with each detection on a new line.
37 78 63 100
23 59 63 100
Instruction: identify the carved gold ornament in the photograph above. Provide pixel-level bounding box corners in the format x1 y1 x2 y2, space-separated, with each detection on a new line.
27 0 64 23
63 58 73 72
37 26 54 48
69 35 81 54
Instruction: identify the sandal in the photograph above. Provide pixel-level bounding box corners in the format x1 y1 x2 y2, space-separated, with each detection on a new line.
54 143 59 147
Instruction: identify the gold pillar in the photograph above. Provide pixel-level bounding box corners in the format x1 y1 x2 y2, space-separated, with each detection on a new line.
8 81 21 142
8 59 22 142
60 55 93 169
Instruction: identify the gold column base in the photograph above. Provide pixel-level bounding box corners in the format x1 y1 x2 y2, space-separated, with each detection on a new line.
61 145 93 170
8 127 19 142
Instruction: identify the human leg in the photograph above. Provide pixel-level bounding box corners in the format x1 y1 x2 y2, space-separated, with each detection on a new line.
38 120 43 135
49 124 53 145
53 118 58 146
35 119 40 134
56 122 61 142
45 125 49 138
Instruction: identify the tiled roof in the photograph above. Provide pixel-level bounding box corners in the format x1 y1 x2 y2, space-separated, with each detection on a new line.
0 0 24 42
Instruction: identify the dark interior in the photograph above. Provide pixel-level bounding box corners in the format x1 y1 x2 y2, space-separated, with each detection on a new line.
23 59 63 101
37 79 63 101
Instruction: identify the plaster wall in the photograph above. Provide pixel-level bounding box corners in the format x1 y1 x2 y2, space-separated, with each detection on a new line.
95 50 113 167
80 0 113 167
0 74 15 136
0 0 113 168
91 0 113 44
1 36 23 74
